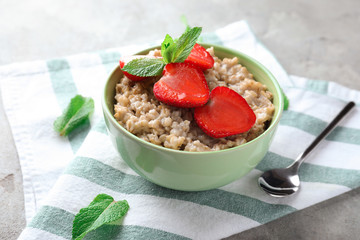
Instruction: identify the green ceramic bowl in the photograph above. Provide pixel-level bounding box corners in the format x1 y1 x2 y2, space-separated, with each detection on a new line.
102 43 284 191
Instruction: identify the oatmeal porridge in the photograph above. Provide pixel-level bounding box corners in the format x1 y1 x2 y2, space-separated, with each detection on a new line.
114 48 274 152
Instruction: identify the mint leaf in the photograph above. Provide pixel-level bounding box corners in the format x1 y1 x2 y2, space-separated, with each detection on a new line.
122 58 166 77
161 34 176 64
72 194 130 240
54 95 94 136
172 27 202 63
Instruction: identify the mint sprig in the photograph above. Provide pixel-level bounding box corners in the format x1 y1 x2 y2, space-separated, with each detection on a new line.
54 94 94 136
122 27 202 77
72 194 129 240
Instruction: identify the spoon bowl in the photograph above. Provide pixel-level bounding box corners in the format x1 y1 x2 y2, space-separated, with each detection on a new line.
258 166 300 197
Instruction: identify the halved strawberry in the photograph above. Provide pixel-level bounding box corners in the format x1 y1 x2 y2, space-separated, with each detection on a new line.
119 55 152 81
184 43 214 70
194 86 256 138
153 62 210 107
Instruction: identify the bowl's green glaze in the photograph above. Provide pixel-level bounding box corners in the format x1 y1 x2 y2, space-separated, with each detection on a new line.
102 44 284 191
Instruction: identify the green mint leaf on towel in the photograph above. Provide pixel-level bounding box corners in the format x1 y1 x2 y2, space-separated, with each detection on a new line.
122 58 166 77
53 94 94 136
72 194 130 240
123 26 202 76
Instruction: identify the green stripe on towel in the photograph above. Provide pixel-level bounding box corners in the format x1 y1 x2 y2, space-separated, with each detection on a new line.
92 118 108 135
305 79 329 94
200 32 224 45
28 206 73 239
85 225 189 240
258 152 360 189
47 59 78 109
47 59 91 153
29 205 188 240
98 51 122 74
65 156 296 224
281 110 360 145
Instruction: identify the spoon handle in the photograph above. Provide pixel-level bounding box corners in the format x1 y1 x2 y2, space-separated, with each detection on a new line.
293 101 356 168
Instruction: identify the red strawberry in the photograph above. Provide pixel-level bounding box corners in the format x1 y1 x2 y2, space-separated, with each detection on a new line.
119 55 152 82
184 43 214 70
194 86 256 138
153 62 210 107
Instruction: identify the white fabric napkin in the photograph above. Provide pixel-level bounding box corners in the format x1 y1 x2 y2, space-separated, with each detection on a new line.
0 20 359 240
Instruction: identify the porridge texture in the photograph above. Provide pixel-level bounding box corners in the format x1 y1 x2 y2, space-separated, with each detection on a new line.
114 48 274 152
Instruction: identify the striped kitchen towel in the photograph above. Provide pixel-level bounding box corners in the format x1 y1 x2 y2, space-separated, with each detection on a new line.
0 21 359 240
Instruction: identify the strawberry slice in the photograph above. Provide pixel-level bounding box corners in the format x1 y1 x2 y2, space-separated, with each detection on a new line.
184 43 214 70
153 62 210 107
194 86 256 138
119 55 152 81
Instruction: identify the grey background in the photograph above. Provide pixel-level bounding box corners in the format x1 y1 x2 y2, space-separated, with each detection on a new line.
0 0 359 239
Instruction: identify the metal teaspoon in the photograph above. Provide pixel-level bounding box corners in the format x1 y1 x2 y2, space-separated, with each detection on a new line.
258 101 356 197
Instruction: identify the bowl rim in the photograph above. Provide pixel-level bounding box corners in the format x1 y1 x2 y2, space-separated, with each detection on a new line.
102 43 284 155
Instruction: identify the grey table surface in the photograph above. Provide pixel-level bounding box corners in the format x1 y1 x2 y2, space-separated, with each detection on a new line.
1 0 359 239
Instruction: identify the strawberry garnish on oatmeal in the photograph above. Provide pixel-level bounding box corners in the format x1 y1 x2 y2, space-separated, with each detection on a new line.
153 62 210 108
184 43 214 70
194 86 256 138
